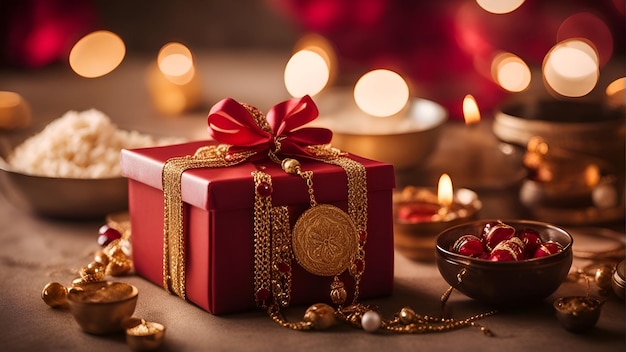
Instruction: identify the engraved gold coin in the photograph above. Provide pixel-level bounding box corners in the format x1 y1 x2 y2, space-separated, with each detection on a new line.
292 204 358 276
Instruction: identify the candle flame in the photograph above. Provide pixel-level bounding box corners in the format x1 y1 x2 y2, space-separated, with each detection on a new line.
462 94 481 125
438 173 453 207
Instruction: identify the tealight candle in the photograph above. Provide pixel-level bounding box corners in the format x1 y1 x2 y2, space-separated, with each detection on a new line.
125 318 166 351
393 174 482 261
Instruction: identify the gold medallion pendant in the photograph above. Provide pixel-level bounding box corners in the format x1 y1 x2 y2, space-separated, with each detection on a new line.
292 204 358 277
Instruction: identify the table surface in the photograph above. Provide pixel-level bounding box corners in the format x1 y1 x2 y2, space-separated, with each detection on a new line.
0 52 624 351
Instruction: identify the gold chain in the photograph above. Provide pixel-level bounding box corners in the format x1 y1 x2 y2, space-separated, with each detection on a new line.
162 145 255 300
251 170 273 308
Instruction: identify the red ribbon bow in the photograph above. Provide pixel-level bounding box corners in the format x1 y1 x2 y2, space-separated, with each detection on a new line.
207 95 332 158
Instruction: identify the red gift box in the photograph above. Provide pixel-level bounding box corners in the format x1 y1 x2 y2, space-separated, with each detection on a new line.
121 140 395 314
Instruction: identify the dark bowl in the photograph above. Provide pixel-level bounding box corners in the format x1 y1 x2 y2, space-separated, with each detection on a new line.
436 219 573 307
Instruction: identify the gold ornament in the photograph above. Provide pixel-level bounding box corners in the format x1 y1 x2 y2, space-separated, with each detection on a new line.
79 261 106 283
42 282 68 308
303 303 337 330
292 204 358 277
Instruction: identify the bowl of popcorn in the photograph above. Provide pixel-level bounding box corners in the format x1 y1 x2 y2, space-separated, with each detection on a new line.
436 219 573 307
0 109 182 219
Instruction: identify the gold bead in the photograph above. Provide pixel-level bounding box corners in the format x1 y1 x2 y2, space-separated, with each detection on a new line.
303 303 336 330
281 158 301 175
399 307 416 324
41 282 68 308
330 279 347 306
80 261 106 282
104 244 132 276
595 265 614 291
93 249 110 266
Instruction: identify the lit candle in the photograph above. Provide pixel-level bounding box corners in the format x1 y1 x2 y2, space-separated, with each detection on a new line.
393 175 481 261
396 173 477 224
125 318 166 351
146 42 202 115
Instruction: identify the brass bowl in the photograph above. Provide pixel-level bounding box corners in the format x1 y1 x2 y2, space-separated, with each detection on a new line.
67 281 138 335
436 219 573 307
0 139 128 219
554 296 603 333
316 92 447 169
493 100 625 165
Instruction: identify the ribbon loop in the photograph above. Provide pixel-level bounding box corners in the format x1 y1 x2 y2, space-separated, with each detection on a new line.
206 95 332 159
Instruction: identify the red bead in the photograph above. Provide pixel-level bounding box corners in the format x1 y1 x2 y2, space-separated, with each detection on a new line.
483 222 515 251
359 230 367 244
256 288 270 301
256 181 272 197
451 234 485 258
277 262 291 273
97 225 122 246
351 258 364 275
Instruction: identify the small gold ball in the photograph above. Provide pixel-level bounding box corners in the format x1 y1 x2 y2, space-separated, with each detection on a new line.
595 265 614 291
399 307 416 324
41 282 68 308
303 303 336 330
330 286 347 306
80 261 106 282
281 158 301 175
93 249 110 266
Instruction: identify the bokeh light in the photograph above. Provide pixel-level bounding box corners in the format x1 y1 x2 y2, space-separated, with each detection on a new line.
353 69 409 117
476 0 525 14
157 42 195 85
284 49 330 97
491 52 531 92
543 39 599 97
293 33 337 85
69 30 125 78
557 12 613 67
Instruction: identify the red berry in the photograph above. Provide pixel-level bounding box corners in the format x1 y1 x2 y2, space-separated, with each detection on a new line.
489 237 525 261
516 228 542 259
533 241 563 258
451 234 485 257
97 225 122 247
483 222 515 251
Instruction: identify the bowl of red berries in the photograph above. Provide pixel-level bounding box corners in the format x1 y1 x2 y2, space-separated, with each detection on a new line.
436 219 573 307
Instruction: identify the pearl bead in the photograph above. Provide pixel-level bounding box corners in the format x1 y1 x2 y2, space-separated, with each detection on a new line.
361 310 381 333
